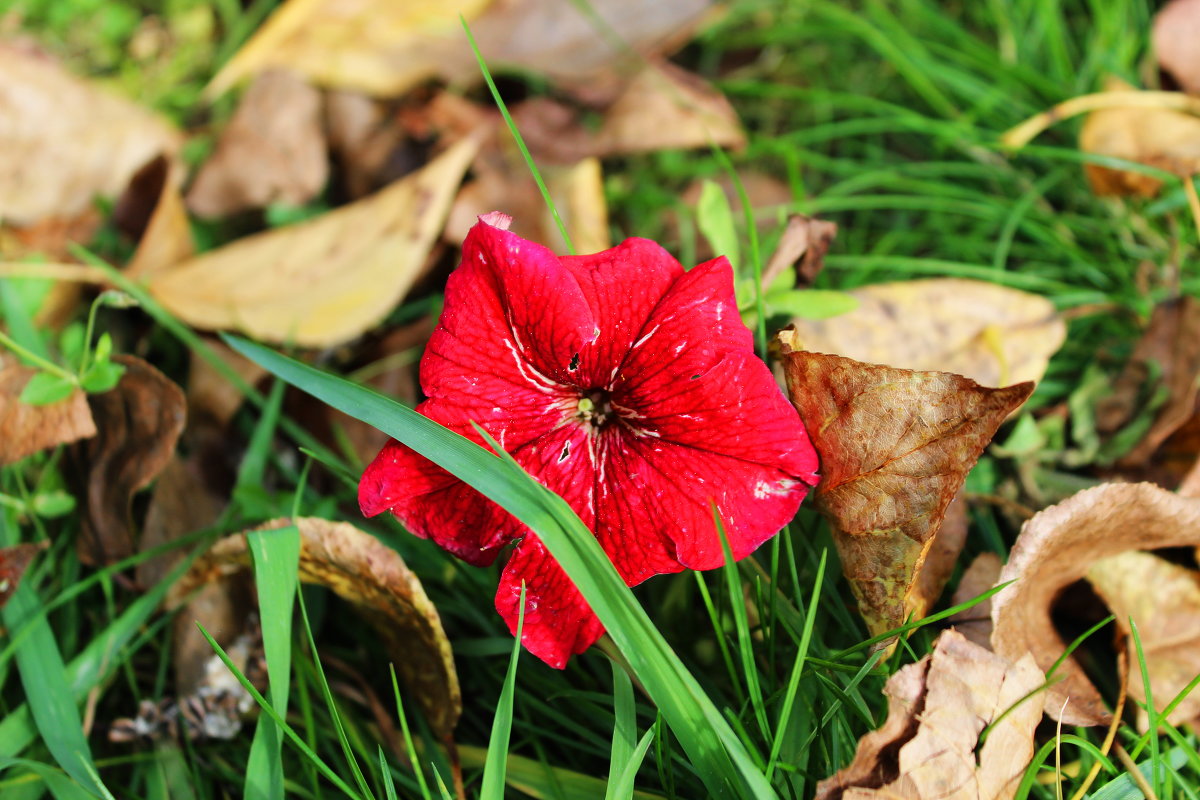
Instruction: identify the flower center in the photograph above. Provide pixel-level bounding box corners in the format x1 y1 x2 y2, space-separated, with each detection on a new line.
576 388 614 428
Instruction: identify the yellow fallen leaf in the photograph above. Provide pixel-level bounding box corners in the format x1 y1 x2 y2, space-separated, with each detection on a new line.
168 517 461 738
124 156 193 281
991 482 1200 726
147 137 478 347
786 278 1065 389
779 337 1032 639
1079 77 1200 197
0 42 181 225
816 630 1044 800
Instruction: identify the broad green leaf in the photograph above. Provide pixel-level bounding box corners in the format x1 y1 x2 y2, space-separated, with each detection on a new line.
78 361 125 394
18 373 76 406
225 335 779 800
696 179 740 272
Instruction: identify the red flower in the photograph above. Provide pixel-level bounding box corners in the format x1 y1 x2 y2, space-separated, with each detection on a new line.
360 215 819 668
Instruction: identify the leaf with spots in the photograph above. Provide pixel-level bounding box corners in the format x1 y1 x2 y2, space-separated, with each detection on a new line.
778 336 1032 641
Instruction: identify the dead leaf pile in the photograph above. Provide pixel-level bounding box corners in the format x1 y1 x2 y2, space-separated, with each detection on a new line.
816 630 1045 800
779 333 1033 638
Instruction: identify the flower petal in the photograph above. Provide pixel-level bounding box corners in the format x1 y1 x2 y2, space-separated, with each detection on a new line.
557 239 684 386
494 534 605 669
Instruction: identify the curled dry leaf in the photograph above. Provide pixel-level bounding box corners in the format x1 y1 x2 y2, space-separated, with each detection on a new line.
0 365 97 464
761 213 838 289
992 482 1200 726
121 155 194 281
1087 550 1200 728
816 630 1044 800
786 278 1065 389
1096 296 1200 468
68 355 186 565
208 0 710 100
187 69 328 218
949 551 1003 649
779 336 1033 638
0 41 181 225
1079 77 1200 196
168 517 461 738
148 136 478 347
1155 0 1200 95
0 542 48 610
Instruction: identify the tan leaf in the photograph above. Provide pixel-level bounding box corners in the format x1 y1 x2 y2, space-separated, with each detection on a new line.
207 0 711 100
0 365 97 464
1087 550 1200 727
187 69 328 218
786 278 1065 389
816 630 1045 800
761 214 838 289
778 338 1032 638
0 542 48 610
121 155 194 281
148 136 478 347
1095 296 1200 467
168 517 461 738
991 482 1200 726
1079 77 1200 197
949 552 1003 649
186 339 269 429
0 41 181 225
1155 0 1200 95
68 355 186 565
446 155 610 255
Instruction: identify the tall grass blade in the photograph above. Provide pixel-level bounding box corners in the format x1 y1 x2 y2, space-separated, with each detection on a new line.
480 583 525 800
605 662 637 800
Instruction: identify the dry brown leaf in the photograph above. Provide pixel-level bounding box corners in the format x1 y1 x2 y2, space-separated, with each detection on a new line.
1155 0 1200 95
0 365 97 464
992 482 1200 726
761 214 838 289
0 542 48 610
1079 77 1200 196
148 136 477 347
67 355 185 565
168 517 461 738
778 338 1033 638
816 630 1044 800
1087 550 1200 727
949 552 1003 649
912 488 969 629
0 41 181 225
1096 296 1200 468
187 69 328 218
446 155 610 255
786 278 1065 389
120 155 194 280
208 0 710 100
1182 457 1200 498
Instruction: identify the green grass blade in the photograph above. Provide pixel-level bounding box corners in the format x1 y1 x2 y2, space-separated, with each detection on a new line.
224 335 779 799
244 522 301 800
378 746 399 800
480 583 525 800
390 665 432 800
605 661 637 800
607 726 656 800
714 509 770 745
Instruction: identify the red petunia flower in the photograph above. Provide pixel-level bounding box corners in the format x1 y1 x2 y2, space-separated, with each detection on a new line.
359 214 819 668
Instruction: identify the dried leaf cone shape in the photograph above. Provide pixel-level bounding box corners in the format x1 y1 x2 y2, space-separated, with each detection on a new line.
992 482 1200 726
169 518 461 738
779 336 1032 638
816 630 1045 800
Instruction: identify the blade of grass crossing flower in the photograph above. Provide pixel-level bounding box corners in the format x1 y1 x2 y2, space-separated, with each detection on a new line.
224 337 779 799
766 549 826 782
195 623 367 800
244 523 300 800
480 582 525 800
390 665 433 800
608 726 656 800
713 508 771 744
605 661 637 800
0 514 111 798
296 589 373 799
461 18 574 255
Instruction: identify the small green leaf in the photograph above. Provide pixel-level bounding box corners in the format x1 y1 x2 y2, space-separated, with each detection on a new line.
19 373 76 406
96 289 139 309
58 324 86 369
79 360 126 394
92 332 114 364
766 289 859 320
31 491 76 519
696 180 740 272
